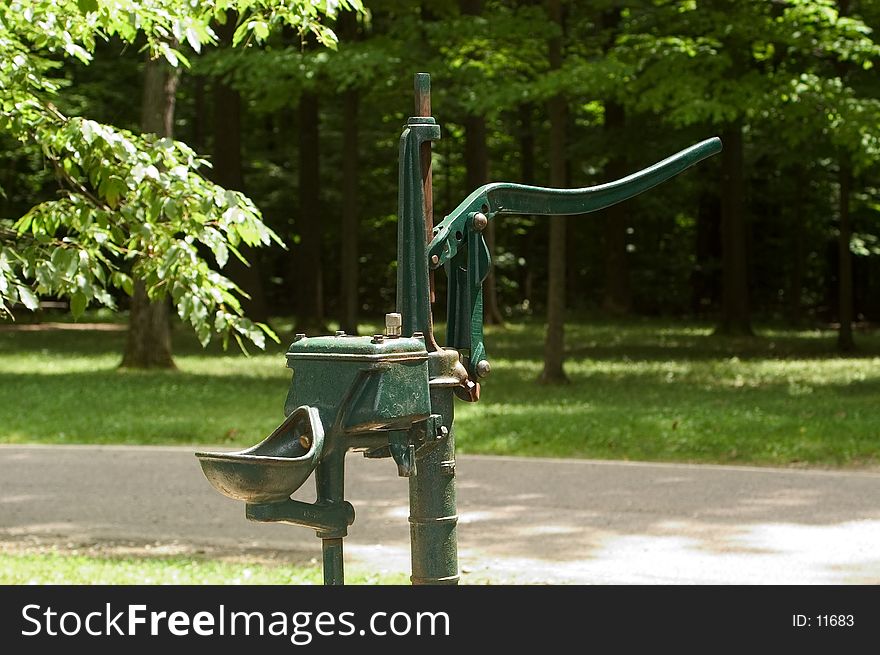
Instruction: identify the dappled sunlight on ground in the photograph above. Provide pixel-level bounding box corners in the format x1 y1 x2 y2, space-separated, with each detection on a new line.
2 446 880 584
454 519 880 584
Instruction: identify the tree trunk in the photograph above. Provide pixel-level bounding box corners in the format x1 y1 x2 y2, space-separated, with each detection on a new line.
837 160 855 351
788 165 805 326
539 0 568 384
121 54 178 369
340 87 360 334
598 6 630 315
192 75 206 152
463 113 504 325
459 0 503 326
716 122 752 335
212 16 268 323
601 101 631 314
339 11 360 335
293 91 325 333
141 55 177 137
519 104 536 308
835 0 855 352
691 189 721 315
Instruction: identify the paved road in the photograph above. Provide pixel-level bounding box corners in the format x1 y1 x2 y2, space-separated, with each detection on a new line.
2 444 879 584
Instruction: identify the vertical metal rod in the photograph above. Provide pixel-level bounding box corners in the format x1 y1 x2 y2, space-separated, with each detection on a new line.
414 72 439 350
315 448 346 585
322 538 345 585
407 74 459 584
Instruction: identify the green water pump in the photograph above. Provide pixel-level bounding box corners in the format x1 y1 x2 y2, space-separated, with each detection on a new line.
195 73 721 585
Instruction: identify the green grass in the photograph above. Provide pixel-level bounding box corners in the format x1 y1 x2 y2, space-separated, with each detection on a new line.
1 316 879 467
0 550 405 584
458 321 880 467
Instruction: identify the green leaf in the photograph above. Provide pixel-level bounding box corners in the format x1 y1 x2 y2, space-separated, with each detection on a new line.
16 285 39 311
63 250 78 278
163 198 179 220
81 120 96 144
196 323 211 347
14 213 33 234
253 21 269 41
232 22 251 47
185 27 202 53
70 292 87 318
102 176 127 208
76 0 99 15
214 241 228 268
35 262 54 290
158 42 180 68
257 322 281 344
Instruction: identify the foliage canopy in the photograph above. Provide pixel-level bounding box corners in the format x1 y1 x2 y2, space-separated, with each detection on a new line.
0 0 360 349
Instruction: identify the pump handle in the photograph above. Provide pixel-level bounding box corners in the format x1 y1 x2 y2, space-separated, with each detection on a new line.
432 137 722 387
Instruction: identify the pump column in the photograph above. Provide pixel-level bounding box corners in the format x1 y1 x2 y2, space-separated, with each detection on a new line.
409 350 461 584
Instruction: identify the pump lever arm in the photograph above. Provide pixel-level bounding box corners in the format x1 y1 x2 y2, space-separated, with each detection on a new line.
429 137 722 387
428 137 721 267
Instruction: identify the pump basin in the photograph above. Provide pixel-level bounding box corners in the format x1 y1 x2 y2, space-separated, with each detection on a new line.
195 405 324 504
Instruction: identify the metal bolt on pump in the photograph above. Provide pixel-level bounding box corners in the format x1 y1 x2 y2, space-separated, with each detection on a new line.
385 313 403 337
195 73 721 586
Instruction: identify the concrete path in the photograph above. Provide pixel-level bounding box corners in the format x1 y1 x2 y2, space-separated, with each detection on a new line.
1 444 879 584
